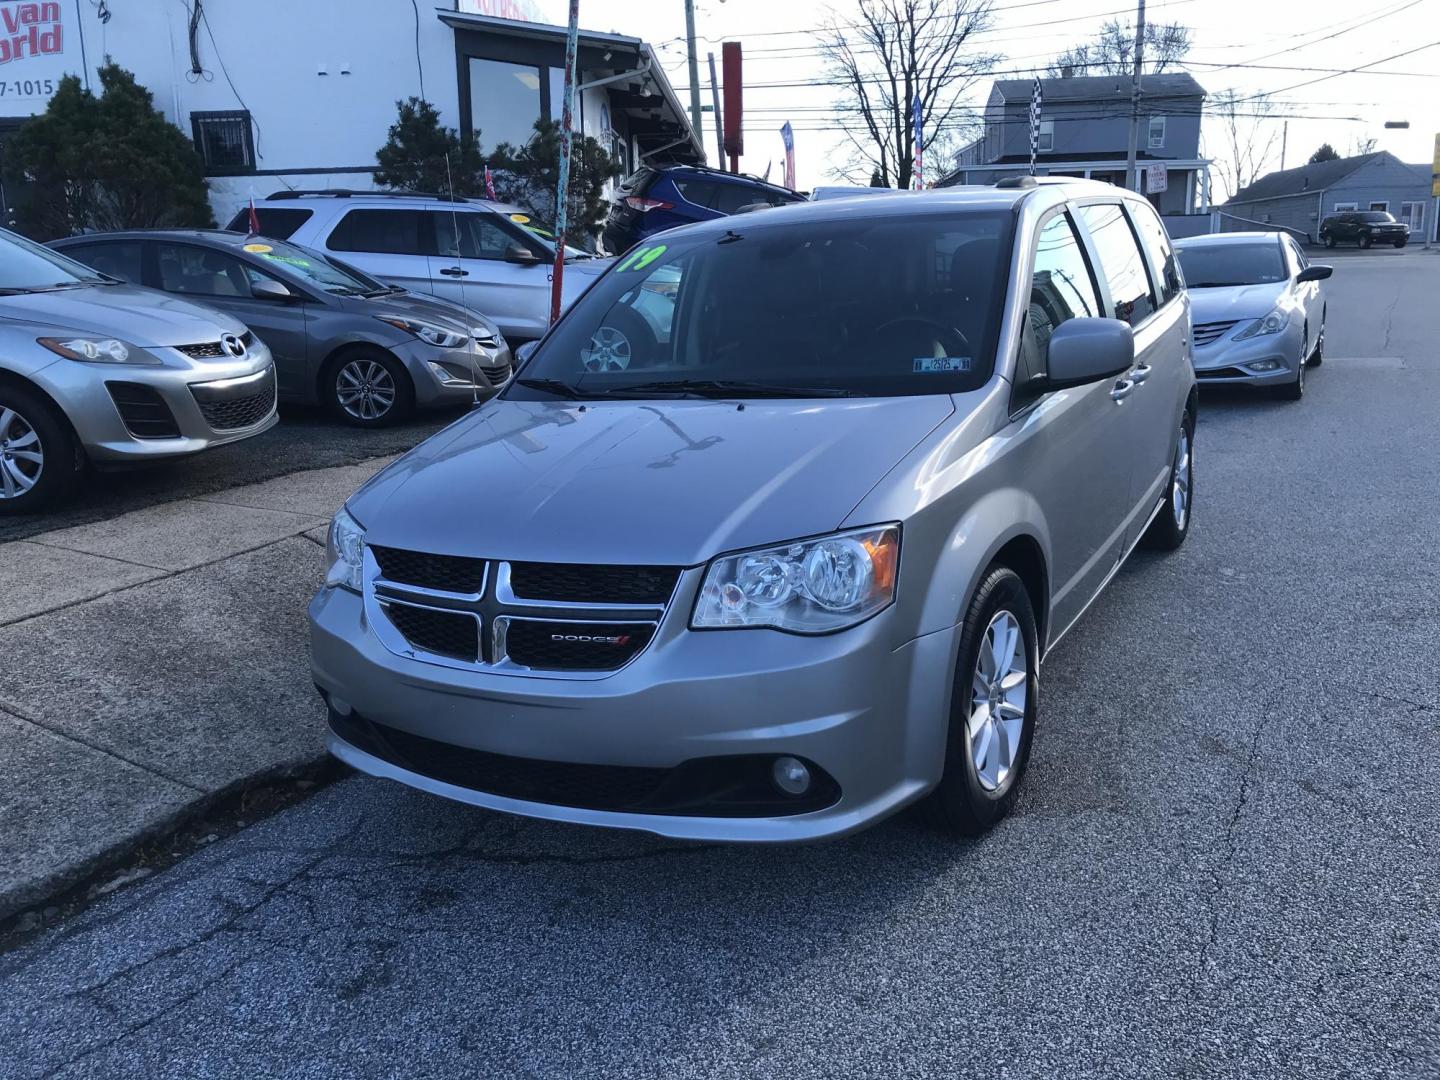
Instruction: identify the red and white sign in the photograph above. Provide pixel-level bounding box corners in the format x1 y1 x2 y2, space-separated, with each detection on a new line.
0 1 75 115
457 0 551 22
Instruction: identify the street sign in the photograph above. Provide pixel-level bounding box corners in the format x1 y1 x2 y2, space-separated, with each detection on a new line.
1146 163 1168 195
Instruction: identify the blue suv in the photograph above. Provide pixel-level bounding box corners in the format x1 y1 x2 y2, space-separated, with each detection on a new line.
603 164 804 254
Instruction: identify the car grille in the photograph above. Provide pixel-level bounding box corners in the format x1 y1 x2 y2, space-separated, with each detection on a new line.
480 361 511 385
106 382 181 439
191 370 276 431
1192 320 1238 348
1196 366 1252 380
501 618 656 671
508 562 679 605
365 550 680 675
371 546 487 594
175 331 257 359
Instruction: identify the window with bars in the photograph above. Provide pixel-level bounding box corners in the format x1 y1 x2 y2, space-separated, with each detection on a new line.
190 111 255 175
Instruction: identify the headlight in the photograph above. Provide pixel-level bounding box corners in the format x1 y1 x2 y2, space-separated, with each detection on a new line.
324 508 366 592
37 337 159 365
691 525 899 633
376 317 469 349
1234 307 1290 340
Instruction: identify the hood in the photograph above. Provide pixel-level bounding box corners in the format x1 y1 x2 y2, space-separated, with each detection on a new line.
1188 281 1285 325
350 395 953 566
360 290 500 337
0 283 247 346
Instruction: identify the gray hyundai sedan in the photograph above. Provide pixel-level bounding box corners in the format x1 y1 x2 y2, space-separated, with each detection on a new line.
51 231 512 426
311 179 1197 841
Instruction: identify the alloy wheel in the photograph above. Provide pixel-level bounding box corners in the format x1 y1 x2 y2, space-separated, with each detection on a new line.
336 359 397 421
1172 424 1191 529
968 609 1028 792
0 405 43 500
582 326 632 372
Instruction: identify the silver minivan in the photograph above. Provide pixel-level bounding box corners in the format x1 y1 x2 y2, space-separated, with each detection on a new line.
0 229 275 513
310 179 1197 841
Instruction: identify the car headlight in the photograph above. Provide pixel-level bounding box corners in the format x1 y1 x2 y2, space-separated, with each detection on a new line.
37 336 160 365
691 525 899 633
1234 308 1290 340
376 317 469 349
324 508 366 592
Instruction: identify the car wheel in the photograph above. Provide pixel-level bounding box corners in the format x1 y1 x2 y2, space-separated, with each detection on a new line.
0 384 81 515
1322 234 1335 248
1275 354 1305 401
1359 234 1372 249
325 350 414 427
919 565 1038 837
581 306 657 371
1394 239 1407 249
1143 408 1194 550
1306 309 1325 367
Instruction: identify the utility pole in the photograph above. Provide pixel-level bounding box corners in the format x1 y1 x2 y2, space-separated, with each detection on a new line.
1280 121 1288 170
1124 0 1146 192
549 0 580 325
707 52 725 168
683 0 704 146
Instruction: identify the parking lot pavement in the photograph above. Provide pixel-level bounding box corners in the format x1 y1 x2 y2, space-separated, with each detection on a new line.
0 404 456 544
2 253 1438 1078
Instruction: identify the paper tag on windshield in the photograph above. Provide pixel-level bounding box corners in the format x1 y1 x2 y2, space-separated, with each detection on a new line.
913 356 972 374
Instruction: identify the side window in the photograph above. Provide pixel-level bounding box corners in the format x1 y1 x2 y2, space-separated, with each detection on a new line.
59 241 144 283
674 179 722 208
1016 212 1102 391
154 243 251 297
1127 203 1182 306
1285 238 1307 274
711 183 766 214
224 206 313 241
431 212 520 261
1078 203 1155 327
326 209 429 255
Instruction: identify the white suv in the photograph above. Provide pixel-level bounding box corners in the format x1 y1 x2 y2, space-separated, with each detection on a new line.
231 192 611 343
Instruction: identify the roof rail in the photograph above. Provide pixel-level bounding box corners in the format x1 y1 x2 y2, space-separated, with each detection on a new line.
667 162 796 192
265 189 474 203
994 176 1037 189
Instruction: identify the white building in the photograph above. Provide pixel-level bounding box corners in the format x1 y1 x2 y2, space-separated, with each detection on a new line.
0 0 702 222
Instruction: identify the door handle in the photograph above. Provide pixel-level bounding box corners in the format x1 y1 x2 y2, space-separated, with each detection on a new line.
1131 363 1153 383
1109 378 1135 402
439 267 469 278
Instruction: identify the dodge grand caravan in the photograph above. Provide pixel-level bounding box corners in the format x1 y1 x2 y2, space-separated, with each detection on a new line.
310 179 1197 841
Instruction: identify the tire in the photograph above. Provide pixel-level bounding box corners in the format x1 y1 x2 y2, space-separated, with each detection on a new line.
581 305 659 371
1394 239 1407 249
1306 309 1325 367
1322 234 1335 249
323 349 414 427
0 383 82 515
1359 234 1372 249
1275 355 1305 401
1143 407 1195 550
918 565 1039 837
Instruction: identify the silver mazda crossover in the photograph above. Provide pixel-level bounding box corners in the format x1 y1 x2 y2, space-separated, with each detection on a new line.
0 229 275 513
311 179 1197 841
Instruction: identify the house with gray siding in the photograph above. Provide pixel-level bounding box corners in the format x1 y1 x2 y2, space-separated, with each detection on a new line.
938 72 1211 234
1221 151 1432 244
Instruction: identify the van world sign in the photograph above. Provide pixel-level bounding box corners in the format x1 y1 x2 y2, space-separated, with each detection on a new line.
0 2 62 66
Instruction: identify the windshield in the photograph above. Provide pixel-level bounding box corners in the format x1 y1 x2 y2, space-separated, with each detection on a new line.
245 239 389 295
1360 211 1395 223
0 228 107 291
1176 242 1287 288
515 220 590 258
509 211 1015 400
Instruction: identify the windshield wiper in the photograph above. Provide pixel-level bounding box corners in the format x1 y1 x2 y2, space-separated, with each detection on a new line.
360 285 404 298
597 379 855 399
514 377 592 400
1185 281 1243 288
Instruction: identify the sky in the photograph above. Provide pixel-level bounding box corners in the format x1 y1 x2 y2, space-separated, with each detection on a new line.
555 0 1439 199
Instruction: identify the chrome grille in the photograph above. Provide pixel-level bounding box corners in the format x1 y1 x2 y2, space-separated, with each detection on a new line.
364 550 679 677
1192 320 1238 348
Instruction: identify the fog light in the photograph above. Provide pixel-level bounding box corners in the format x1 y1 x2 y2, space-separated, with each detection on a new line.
1245 359 1283 372
328 694 353 718
772 756 812 796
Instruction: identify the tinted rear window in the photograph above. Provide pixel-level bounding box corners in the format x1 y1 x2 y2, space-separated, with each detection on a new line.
223 206 314 240
326 209 431 255
1360 211 1395 223
1176 242 1286 287
617 168 656 195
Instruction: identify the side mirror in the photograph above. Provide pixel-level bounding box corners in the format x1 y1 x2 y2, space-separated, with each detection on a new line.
514 340 539 366
1297 265 1332 283
1045 317 1134 390
250 278 294 302
505 243 542 266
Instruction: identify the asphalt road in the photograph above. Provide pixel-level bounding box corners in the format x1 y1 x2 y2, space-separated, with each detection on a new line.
4 250 1439 1079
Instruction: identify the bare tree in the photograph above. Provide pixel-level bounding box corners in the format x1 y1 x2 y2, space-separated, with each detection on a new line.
1348 135 1378 157
1046 18 1192 78
819 0 998 188
1205 90 1281 202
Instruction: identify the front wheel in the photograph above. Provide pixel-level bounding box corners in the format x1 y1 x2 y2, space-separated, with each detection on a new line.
1394 239 1407 249
1143 408 1194 550
324 350 414 427
1322 234 1336 249
0 384 82 515
1306 310 1325 367
919 566 1039 837
1275 356 1305 401
1359 234 1372 249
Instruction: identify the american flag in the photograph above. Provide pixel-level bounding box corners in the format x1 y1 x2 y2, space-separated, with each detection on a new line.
1029 77 1044 176
911 94 924 190
780 122 796 191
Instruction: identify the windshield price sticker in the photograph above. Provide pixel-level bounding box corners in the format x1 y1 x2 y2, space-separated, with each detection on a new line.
616 244 667 273
914 356 972 374
242 243 273 254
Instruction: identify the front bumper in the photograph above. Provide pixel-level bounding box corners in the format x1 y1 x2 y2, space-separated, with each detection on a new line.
310 582 958 842
1192 319 1306 387
396 338 513 409
34 341 278 462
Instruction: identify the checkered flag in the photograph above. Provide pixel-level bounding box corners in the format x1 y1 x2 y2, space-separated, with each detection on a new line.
1029 77 1043 176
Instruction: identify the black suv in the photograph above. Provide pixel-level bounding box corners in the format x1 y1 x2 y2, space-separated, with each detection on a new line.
1318 210 1409 249
602 164 804 255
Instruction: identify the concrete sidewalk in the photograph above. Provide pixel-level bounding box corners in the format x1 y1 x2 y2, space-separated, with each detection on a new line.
0 457 393 922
